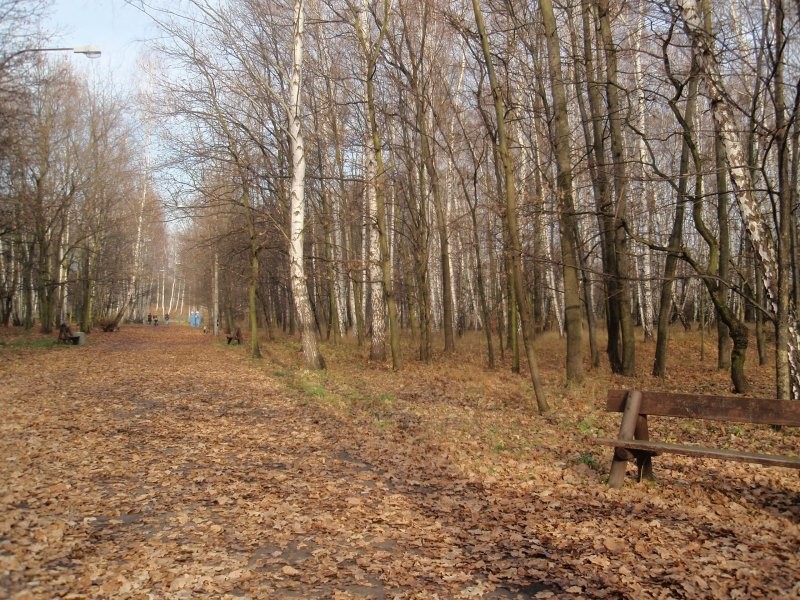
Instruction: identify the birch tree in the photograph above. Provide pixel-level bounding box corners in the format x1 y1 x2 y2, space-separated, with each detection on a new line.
288 0 326 369
350 0 400 368
679 0 800 398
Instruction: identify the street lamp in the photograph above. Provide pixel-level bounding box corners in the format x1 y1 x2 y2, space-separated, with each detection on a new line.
25 45 101 59
5 45 102 62
71 45 102 59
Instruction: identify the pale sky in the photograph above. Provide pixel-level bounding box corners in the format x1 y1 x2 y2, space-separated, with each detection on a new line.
45 0 158 88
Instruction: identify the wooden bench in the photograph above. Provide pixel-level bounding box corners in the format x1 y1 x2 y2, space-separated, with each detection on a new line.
597 389 800 487
57 323 85 345
226 327 242 345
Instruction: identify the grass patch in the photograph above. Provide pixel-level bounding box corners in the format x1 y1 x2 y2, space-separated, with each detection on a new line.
576 452 599 470
577 416 597 435
300 378 327 398
1 337 61 349
350 392 396 419
680 421 700 434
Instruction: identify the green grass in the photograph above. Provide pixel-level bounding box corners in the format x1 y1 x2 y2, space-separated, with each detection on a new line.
0 337 61 349
350 392 395 419
300 377 327 398
576 452 599 470
577 416 597 435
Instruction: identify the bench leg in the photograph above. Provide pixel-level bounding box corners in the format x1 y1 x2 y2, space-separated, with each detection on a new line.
634 415 655 482
608 390 643 488
635 454 654 482
609 454 629 487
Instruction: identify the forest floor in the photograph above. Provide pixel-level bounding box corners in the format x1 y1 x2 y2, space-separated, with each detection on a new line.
1 324 798 599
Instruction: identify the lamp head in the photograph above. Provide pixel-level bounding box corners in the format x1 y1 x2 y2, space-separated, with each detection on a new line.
73 45 101 59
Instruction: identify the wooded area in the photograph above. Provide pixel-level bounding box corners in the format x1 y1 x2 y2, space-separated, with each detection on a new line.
2 1 800 595
3 0 800 407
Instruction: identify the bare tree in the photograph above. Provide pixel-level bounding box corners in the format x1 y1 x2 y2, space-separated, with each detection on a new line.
679 0 800 397
471 0 549 413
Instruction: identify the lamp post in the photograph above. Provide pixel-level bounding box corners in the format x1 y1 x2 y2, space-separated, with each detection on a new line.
4 44 102 64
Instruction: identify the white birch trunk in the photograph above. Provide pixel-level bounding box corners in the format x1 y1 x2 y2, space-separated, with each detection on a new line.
110 70 152 329
546 229 564 337
168 273 177 315
333 208 347 337
159 271 165 314
634 2 655 340
178 279 185 321
58 226 68 324
288 0 324 370
358 0 387 360
365 137 386 359
213 251 219 336
427 189 442 329
679 0 800 396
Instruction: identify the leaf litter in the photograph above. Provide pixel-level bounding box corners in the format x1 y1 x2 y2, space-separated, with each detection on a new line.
0 326 798 599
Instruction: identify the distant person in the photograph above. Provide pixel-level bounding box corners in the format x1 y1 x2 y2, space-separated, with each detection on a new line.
164 313 170 325
147 313 152 325
154 315 159 326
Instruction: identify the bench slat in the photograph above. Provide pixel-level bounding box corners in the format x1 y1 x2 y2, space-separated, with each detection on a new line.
606 390 800 427
596 438 800 469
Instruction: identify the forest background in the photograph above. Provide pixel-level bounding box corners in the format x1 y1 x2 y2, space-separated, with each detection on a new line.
2 0 800 405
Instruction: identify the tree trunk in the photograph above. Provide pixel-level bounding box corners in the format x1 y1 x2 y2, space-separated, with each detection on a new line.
597 0 635 376
213 250 219 336
289 0 325 370
367 146 387 362
79 231 100 332
715 127 732 369
242 186 262 359
358 0 400 367
679 0 800 397
419 108 455 356
772 0 792 400
470 200 494 368
566 7 600 368
581 0 619 373
472 0 548 413
653 54 700 377
540 0 584 383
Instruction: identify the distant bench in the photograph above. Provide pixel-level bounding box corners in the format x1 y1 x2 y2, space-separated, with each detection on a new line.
57 323 85 345
597 389 800 487
226 327 242 345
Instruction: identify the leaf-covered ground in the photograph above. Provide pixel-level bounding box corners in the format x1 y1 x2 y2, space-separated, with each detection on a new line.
1 325 798 599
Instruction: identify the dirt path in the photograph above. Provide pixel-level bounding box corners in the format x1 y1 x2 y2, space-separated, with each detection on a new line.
1 327 553 598
1 326 799 599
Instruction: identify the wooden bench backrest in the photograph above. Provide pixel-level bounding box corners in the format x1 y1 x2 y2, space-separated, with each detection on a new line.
606 390 800 427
